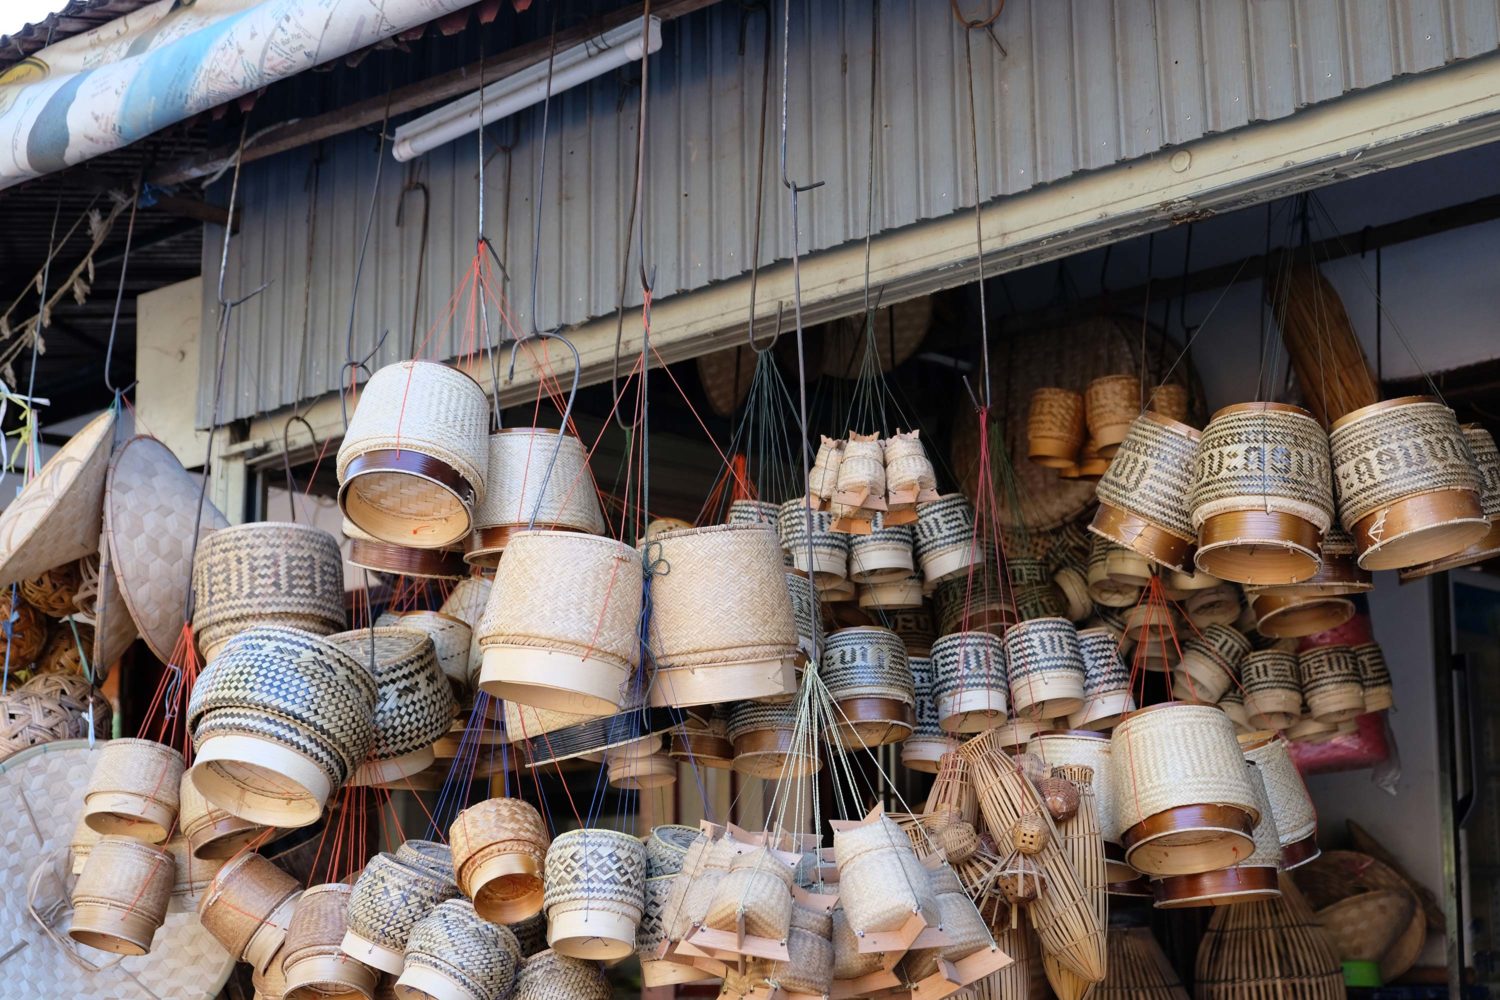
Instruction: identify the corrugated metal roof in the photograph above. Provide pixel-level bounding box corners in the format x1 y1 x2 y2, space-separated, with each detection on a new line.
199 0 1500 425
0 0 155 71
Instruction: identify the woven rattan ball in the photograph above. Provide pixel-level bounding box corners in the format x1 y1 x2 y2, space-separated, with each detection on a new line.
1 673 110 760
1011 812 1050 855
21 559 84 617
1037 776 1081 823
0 590 48 667
995 856 1045 904
1012 751 1048 785
35 623 91 676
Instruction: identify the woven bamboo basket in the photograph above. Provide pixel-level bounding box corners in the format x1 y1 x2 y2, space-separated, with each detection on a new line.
178 771 265 861
1354 642 1393 712
831 813 938 935
543 828 647 960
886 427 940 512
1154 762 1282 908
727 497 781 528
858 569 925 611
1400 423 1500 577
820 626 914 748
464 429 605 566
0 409 114 589
1250 590 1354 639
1085 375 1142 456
342 849 459 974
645 824 698 878
833 432 886 516
188 626 377 828
1103 543 1153 588
1329 396 1488 570
1193 876 1345 1000
1038 763 1109 992
32 622 92 677
968 921 1049 1000
849 515 916 583
20 558 84 618
1 672 110 761
1091 927 1189 999
906 864 994 982
889 606 938 656
338 361 490 549
933 559 1016 637
1285 716 1337 743
1121 602 1180 644
393 611 473 695
809 435 845 506
396 898 521 1000
281 882 380 1000
607 750 676 790
1028 731 1130 882
1297 645 1364 724
1172 624 1251 706
1028 388 1087 469
199 851 302 971
1004 617 1086 721
637 873 714 988
1293 850 1425 982
191 522 347 661
67 835 174 955
450 797 549 923
1053 562 1094 623
0 590 47 667
476 531 640 717
904 655 960 772
1190 403 1334 585
704 844 797 942
931 631 1009 733
785 570 824 667
670 710 736 770
345 516 469 579
82 737 183 843
1315 889 1413 984
914 493 982 585
728 700 820 778
1250 524 1371 599
1091 412 1202 572
1146 383 1191 425
327 627 456 786
778 500 849 585
1067 627 1133 731
647 524 800 707
1239 646 1302 728
1240 732 1319 869
1109 703 1259 876
1087 537 1143 608
512 948 611 1000
438 576 492 684
750 899 834 995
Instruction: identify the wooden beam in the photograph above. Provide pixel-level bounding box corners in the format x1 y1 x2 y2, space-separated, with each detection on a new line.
148 194 233 228
148 0 722 187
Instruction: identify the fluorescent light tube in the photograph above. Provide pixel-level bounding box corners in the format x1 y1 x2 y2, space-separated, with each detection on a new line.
393 16 663 162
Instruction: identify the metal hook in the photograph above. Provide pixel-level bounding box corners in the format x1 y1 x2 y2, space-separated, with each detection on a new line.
279 414 320 522
749 301 785 355
103 178 141 396
339 329 391 428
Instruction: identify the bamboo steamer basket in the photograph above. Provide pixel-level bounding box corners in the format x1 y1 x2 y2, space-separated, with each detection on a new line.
728 700 820 779
1121 602 1179 643
777 500 848 585
669 711 735 770
191 522 347 661
1183 583 1241 629
647 524 800 707
987 715 1044 749
906 866 992 981
1250 590 1354 639
1297 644 1365 724
1053 562 1094 622
513 948 611 1000
1190 403 1334 585
439 576 493 688
1253 524 1372 597
1287 716 1338 743
914 493 982 585
1329 396 1489 570
933 561 1016 637
1240 732 1320 869
1399 423 1500 577
179 771 266 860
1004 617 1086 720
1085 375 1142 455
1172 624 1251 706
82 737 183 843
820 626 914 748
645 824 698 878
1104 544 1153 588
543 828 647 961
858 569 925 610
394 611 473 695
464 429 605 566
68 835 175 955
1027 729 1132 883
754 900 835 996
785 569 824 667
903 654 959 772
1087 536 1143 607
325 627 456 786
888 606 937 656
187 626 378 828
607 751 676 790
337 361 490 549
1090 412 1202 572
727 497 781 528
831 814 938 935
1218 685 1252 732
704 845 797 941
343 850 459 974
396 898 521 1000
1147 383 1191 424
1194 876 1345 1000
931 631 1008 732
450 797 549 923
1069 626 1135 731
1354 642 1393 712
1241 650 1302 730
1109 703 1259 876
282 882 380 1000
637 875 716 988
476 531 641 717
345 516 469 579
199 851 302 971
1095 926 1190 998
849 516 915 583
1152 761 1282 908
1028 388 1086 469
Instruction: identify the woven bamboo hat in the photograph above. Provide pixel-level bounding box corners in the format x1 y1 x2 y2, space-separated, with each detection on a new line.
105 436 230 662
0 409 116 588
82 527 139 681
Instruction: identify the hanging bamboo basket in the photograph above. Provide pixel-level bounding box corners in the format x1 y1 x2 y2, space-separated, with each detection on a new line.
849 516 915 583
393 610 473 696
1091 412 1202 572
933 560 1016 637
931 631 1008 733
344 517 469 580
1004 617 1086 721
543 828 647 961
1239 732 1320 870
1069 626 1134 731
820 626 914 748
82 737 183 843
1193 876 1345 1000
1027 729 1133 884
179 770 266 860
914 493 982 585
858 569 926 610
1153 762 1283 908
903 654 959 772
198 851 302 972
728 700 819 778
777 500 848 586
1109 703 1259 876
1297 644 1365 724
1028 388 1087 469
1087 536 1143 608
1241 650 1302 730
397 898 523 1000
68 835 175 955
465 429 606 566
670 710 735 769
477 531 641 717
450 797 549 923
1354 642 1394 712
282 882 380 1000
785 569 824 668
338 360 490 549
1172 623 1251 706
830 813 938 936
1085 375 1142 456
1399 423 1500 578
1250 590 1354 639
512 948 612 1000
1190 403 1334 585
342 849 460 974
1329 396 1489 570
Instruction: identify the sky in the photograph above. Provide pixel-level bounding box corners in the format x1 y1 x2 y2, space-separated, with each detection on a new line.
1 0 66 38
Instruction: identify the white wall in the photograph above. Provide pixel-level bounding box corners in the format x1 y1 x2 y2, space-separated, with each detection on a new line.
135 276 208 462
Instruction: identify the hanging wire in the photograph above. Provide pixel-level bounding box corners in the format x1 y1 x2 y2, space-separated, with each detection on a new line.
339 97 394 430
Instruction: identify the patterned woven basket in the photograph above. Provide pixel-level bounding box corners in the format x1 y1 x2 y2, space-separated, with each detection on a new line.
728 700 821 779
342 849 460 974
1085 374 1142 454
1240 732 1320 869
465 429 605 567
932 560 1016 637
198 851 301 972
1109 703 1259 876
188 626 377 828
68 835 175 956
849 515 915 583
1068 626 1134 731
646 524 800 707
512 948 611 1000
20 559 83 617
281 882 380 1000
191 522 346 661
914 493 981 585
1004 617 1086 721
326 627 457 785
1028 388 1087 469
83 737 184 843
777 500 849 585
820 626 914 749
450 797 549 923
543 828 647 961
179 771 265 861
784 570 824 669
338 360 490 549
1087 536 1143 608
889 606 938 656
394 611 473 695
1173 623 1252 706
645 824 698 878
1090 412 1202 572
1354 641 1394 712
832 813 938 935
1296 644 1364 724
477 531 641 718
906 867 992 981
0 672 110 761
398 898 521 1000
1147 382 1191 423
1241 649 1303 731
704 845 796 940
1399 423 1500 577
1191 402 1334 585
903 655 959 772
1330 396 1488 570
930 631 1008 733
886 428 939 510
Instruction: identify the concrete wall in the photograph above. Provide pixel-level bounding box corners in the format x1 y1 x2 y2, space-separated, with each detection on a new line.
135 276 208 462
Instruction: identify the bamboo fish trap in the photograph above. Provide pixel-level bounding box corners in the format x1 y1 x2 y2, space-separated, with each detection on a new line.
1039 764 1108 992
1193 876 1345 1000
1096 927 1190 999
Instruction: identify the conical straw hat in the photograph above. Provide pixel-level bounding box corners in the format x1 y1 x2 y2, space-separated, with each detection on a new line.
106 437 229 662
89 521 139 676
0 410 116 587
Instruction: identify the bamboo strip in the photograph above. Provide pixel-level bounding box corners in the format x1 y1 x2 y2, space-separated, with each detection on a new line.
1267 258 1378 426
1193 875 1345 1000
